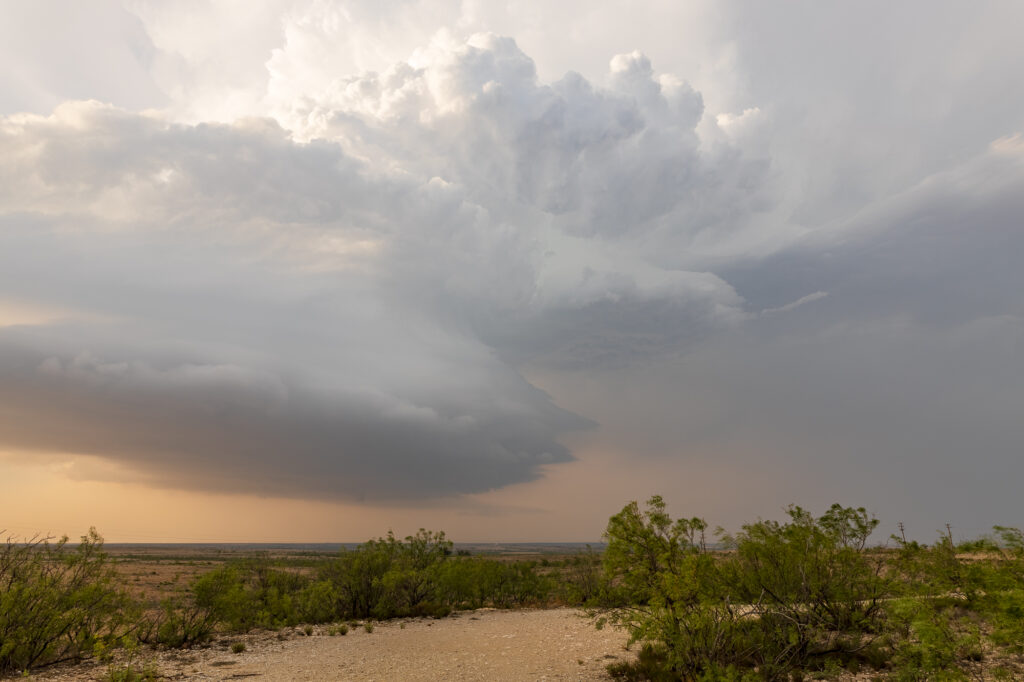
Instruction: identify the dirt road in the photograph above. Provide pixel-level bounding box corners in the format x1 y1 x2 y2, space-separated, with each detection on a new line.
30 608 634 681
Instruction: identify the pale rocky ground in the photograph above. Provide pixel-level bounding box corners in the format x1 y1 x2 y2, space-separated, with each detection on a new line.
24 606 1023 681
26 608 636 681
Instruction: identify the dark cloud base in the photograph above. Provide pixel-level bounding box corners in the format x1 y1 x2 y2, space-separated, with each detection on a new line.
0 327 588 501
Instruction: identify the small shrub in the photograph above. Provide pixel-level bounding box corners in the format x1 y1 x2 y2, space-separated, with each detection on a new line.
102 637 159 682
338 624 349 636
364 622 374 633
564 546 602 606
150 597 217 648
231 641 246 654
606 644 679 682
599 497 894 680
303 625 314 636
104 661 160 682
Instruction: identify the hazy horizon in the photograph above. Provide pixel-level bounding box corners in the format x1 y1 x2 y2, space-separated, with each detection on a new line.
2 1 1023 544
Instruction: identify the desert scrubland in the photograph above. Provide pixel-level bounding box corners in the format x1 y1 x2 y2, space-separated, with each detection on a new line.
4 500 1024 680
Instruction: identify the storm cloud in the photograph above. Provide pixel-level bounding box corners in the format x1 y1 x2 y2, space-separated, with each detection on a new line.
2 2 1023 532
0 37 754 501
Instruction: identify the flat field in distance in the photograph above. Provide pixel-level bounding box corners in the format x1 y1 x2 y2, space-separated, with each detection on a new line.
104 542 603 606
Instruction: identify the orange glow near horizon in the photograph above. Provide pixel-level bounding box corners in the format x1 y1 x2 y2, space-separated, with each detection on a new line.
1 435 813 545
0 351 822 544
0 298 106 328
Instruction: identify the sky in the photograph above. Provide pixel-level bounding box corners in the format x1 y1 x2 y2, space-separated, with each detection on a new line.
1 0 1023 543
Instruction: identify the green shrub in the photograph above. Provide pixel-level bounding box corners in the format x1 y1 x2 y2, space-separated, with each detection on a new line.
147 563 253 647
319 529 454 620
606 643 678 681
104 660 160 682
231 641 246 654
563 546 602 605
103 637 159 682
150 597 218 648
886 597 975 680
596 498 1024 681
0 529 135 674
150 528 558 632
598 497 896 680
297 579 338 624
718 504 889 676
434 556 552 611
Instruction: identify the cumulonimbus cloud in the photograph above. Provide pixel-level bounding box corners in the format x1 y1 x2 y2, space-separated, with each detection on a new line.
0 34 761 500
4 2 1024 538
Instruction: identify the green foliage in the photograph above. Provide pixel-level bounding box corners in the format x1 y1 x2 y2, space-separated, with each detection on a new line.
719 504 889 676
297 579 338 624
104 659 160 682
11 514 1020 680
147 563 247 647
600 496 759 678
344 529 453 618
230 641 246 654
0 529 135 674
102 637 159 682
886 597 976 681
150 596 218 648
133 526 557 649
606 643 677 681
598 499 1024 681
317 529 546 619
885 525 1024 678
562 546 603 605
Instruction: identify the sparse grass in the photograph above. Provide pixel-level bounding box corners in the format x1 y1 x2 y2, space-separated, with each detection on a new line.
605 644 676 682
100 637 159 682
364 622 374 633
104 661 160 682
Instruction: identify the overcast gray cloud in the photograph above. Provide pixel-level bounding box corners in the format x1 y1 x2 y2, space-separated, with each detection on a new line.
579 136 1024 533
1 2 1023 531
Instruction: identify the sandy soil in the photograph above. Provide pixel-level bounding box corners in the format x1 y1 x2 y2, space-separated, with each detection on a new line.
27 608 635 681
